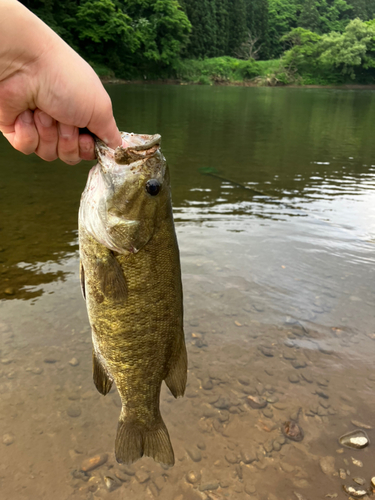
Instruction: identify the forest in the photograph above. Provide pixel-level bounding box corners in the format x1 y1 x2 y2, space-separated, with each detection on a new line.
20 0 375 84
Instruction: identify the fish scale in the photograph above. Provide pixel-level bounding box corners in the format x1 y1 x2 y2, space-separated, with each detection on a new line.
78 132 187 466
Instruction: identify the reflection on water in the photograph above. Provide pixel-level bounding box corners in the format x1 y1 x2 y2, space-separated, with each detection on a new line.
1 86 375 500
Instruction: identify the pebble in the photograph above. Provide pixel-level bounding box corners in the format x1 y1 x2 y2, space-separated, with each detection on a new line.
241 449 257 464
266 395 279 404
264 440 273 453
339 468 347 479
353 478 366 486
238 376 250 386
197 441 206 450
214 397 230 409
339 430 369 449
44 357 58 364
371 477 375 488
259 346 274 357
120 466 135 476
135 470 150 483
301 372 314 383
114 470 130 482
351 457 363 467
2 433 14 445
225 451 239 464
186 470 201 484
282 420 304 442
291 359 307 369
104 476 120 491
244 483 256 495
1 359 12 365
320 456 336 476
80 453 108 472
351 420 372 430
247 395 267 409
317 377 329 387
31 367 43 375
288 374 300 383
273 441 281 452
67 405 81 418
4 287 15 295
186 447 202 462
262 408 274 419
69 358 80 367
343 485 367 497
280 462 294 473
202 378 213 390
199 482 219 492
316 390 329 399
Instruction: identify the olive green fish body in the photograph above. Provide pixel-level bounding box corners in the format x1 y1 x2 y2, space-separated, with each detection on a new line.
79 133 187 466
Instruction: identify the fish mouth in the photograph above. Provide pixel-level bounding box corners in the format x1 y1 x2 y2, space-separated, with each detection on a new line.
95 133 162 173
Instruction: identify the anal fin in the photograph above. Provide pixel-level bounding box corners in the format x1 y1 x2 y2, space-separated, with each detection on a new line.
164 337 187 398
93 350 113 395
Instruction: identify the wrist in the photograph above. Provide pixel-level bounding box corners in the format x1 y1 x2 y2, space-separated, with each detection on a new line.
0 0 58 83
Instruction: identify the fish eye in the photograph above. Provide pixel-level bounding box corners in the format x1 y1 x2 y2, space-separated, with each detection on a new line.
146 179 161 196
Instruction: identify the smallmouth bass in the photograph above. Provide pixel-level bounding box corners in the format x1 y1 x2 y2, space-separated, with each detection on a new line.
78 132 187 466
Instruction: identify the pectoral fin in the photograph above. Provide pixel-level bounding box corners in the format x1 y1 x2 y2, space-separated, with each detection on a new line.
164 335 187 398
93 350 113 396
80 262 86 300
96 252 127 301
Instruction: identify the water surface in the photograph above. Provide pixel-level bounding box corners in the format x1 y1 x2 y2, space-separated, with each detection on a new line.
1 86 375 500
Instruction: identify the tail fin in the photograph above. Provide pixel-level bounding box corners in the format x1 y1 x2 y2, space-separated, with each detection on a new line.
115 414 175 466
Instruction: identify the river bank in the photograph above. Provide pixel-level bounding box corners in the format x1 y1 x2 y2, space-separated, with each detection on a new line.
101 77 375 90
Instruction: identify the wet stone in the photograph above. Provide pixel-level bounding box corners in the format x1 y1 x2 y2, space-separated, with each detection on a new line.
241 449 257 464
262 408 274 419
4 287 15 295
288 374 300 384
186 470 201 484
371 477 375 488
282 420 304 442
218 410 229 422
351 420 372 429
238 376 250 386
343 485 367 497
31 367 43 375
114 470 130 482
319 456 336 476
44 358 58 364
339 468 347 479
214 397 230 409
197 441 206 450
186 447 202 462
259 346 274 357
135 470 150 483
67 405 81 418
291 359 307 369
225 451 239 464
2 433 14 445
81 454 108 472
244 483 257 495
266 395 279 404
1 359 13 365
120 466 135 476
339 430 369 449
316 390 329 399
301 372 314 383
199 482 219 492
72 470 90 482
247 395 267 409
69 358 80 367
353 478 366 486
273 441 282 452
104 476 120 491
202 378 213 390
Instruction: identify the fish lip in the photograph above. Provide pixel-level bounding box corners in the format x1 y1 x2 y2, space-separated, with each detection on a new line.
95 133 162 171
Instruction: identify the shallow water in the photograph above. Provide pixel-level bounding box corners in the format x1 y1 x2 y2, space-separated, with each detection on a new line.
1 86 375 500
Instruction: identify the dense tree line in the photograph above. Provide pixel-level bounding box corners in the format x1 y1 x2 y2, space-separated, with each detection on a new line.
21 0 375 80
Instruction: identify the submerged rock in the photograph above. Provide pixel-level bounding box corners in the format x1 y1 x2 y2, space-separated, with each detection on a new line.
282 420 304 442
339 430 369 449
342 485 367 497
247 395 267 409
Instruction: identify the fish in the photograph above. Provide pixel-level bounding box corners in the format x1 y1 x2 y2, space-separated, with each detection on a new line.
78 132 187 466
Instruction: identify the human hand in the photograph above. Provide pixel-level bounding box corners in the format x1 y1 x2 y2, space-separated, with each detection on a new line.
0 0 121 164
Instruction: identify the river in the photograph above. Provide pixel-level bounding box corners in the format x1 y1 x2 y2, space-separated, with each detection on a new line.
1 85 375 500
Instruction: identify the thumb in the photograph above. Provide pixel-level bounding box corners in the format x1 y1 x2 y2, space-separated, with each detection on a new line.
86 93 122 149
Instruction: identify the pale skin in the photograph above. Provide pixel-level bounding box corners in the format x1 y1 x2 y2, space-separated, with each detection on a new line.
0 0 122 164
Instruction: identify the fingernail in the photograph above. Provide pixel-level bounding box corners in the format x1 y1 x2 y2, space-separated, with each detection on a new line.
58 123 75 138
20 110 34 124
39 111 53 127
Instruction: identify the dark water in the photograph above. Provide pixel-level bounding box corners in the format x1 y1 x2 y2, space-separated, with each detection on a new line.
1 86 375 500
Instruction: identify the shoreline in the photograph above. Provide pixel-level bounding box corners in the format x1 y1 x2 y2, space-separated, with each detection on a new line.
101 77 375 90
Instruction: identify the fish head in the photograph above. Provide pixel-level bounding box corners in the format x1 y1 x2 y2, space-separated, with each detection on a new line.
79 132 170 255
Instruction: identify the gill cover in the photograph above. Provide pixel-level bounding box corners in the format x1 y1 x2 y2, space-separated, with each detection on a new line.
79 133 169 255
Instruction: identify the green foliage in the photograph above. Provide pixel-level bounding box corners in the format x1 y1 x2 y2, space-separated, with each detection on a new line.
174 56 261 82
